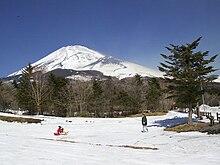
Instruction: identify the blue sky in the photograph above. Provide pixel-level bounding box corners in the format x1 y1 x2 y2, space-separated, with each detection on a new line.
0 0 219 77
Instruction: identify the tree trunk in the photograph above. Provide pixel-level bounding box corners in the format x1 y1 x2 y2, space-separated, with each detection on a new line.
37 103 42 115
188 103 193 125
196 102 200 119
79 102 83 114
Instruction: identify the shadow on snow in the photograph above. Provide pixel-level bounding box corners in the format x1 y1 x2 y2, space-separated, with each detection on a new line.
149 116 197 128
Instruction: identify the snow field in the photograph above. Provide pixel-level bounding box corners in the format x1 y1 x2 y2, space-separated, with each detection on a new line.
1 111 220 165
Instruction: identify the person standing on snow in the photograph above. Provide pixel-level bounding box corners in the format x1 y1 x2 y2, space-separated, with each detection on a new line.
142 114 148 132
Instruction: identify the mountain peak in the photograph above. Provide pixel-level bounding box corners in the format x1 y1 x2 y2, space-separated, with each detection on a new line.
31 45 105 72
62 45 104 57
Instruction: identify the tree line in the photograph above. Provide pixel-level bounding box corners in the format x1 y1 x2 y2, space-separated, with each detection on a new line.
0 66 169 117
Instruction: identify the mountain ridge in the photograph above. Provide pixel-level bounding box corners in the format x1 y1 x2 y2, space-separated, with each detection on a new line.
8 45 163 80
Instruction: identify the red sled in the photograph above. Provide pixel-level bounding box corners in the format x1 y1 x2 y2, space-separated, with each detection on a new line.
54 131 68 136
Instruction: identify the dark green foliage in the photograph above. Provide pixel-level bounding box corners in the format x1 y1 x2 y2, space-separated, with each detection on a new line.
116 90 137 109
101 76 117 116
159 37 218 124
47 73 68 117
130 74 144 113
132 74 143 86
48 73 68 98
14 64 36 114
92 78 103 98
88 79 104 117
145 78 162 112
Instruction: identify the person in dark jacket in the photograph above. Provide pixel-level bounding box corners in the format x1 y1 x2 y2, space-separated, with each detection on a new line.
142 114 148 132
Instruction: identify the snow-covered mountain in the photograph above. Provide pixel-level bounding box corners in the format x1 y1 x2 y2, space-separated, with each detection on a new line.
8 45 163 80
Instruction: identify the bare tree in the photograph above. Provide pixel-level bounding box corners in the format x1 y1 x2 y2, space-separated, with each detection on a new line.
29 67 49 114
65 80 92 116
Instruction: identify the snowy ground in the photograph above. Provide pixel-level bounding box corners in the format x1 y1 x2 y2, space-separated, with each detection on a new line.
1 111 220 165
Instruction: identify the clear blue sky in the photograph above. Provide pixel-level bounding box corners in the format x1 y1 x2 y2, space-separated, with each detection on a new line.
0 0 219 77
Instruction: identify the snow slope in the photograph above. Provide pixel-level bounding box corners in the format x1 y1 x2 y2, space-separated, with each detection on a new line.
1 111 220 165
214 76 220 83
8 45 163 79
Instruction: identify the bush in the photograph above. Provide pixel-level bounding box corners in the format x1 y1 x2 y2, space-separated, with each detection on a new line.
200 124 220 134
164 122 210 133
0 115 42 123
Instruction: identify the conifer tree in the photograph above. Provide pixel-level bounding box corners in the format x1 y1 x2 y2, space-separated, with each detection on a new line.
47 73 68 116
92 78 103 97
159 37 218 124
102 76 116 116
145 78 162 112
15 64 36 114
116 90 137 114
90 78 103 116
131 74 144 113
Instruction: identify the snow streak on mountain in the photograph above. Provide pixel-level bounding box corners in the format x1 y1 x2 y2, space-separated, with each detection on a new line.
9 45 163 79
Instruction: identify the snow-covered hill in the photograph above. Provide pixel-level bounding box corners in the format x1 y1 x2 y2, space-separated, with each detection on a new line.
8 45 163 79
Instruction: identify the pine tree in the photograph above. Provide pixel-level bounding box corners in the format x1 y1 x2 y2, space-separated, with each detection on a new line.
90 78 103 116
145 78 162 112
159 37 218 124
15 64 36 114
47 73 68 116
92 78 103 97
116 90 137 114
131 74 144 113
102 76 117 117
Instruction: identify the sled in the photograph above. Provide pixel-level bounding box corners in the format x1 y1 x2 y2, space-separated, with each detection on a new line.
54 131 69 136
